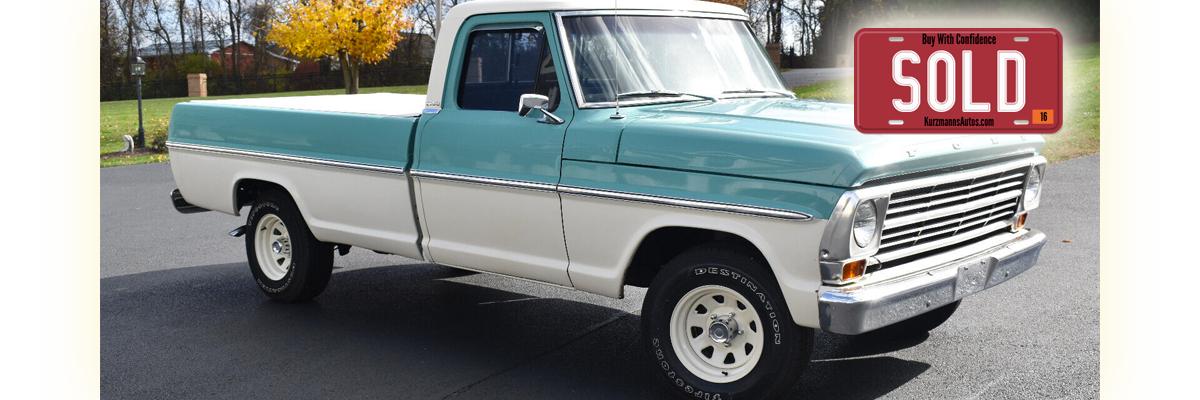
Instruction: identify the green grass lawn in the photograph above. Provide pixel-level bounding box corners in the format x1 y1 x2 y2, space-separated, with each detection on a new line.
100 85 427 167
1043 43 1100 163
791 77 854 102
790 43 1100 163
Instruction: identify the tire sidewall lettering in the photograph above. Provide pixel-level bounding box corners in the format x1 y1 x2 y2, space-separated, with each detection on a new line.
691 266 782 349
248 201 294 292
243 191 334 303
652 331 725 400
651 264 787 398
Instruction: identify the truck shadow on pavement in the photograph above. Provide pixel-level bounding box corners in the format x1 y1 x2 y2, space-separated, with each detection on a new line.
102 262 928 399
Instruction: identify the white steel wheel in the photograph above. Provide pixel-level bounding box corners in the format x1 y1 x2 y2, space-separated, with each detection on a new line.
254 214 293 281
669 285 765 383
643 244 813 400
244 191 333 302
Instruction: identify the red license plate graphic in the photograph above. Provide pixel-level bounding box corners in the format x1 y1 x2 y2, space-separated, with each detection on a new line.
854 28 1062 133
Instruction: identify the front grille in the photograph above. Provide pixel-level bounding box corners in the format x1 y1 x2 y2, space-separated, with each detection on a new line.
874 166 1027 269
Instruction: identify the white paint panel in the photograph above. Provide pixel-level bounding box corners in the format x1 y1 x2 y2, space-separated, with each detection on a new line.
416 178 571 287
192 93 427 118
169 148 422 259
561 193 827 328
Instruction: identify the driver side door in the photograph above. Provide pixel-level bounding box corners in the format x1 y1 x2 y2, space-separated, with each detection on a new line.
413 15 574 286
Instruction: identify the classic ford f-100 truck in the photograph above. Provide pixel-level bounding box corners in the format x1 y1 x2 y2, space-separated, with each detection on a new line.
166 0 1048 398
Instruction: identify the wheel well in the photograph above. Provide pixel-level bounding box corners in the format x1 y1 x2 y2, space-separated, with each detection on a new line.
234 179 291 212
623 227 767 288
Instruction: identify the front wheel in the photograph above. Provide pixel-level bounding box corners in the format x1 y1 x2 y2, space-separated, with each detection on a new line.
244 191 333 302
642 244 812 400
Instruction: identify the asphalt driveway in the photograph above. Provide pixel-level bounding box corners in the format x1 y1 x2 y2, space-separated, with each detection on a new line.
101 155 1099 399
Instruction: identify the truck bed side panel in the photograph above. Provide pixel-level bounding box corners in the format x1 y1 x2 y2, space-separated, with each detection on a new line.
167 103 422 259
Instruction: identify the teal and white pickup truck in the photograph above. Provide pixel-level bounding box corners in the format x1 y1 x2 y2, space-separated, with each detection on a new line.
167 0 1048 398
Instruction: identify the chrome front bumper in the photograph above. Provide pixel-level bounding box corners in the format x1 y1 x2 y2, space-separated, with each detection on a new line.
818 229 1047 335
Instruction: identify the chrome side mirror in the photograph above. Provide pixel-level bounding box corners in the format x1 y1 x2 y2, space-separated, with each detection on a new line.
518 94 550 117
517 93 564 124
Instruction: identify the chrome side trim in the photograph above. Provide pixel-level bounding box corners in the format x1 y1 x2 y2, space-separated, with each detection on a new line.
409 169 558 192
818 229 1046 334
166 142 407 175
409 169 812 221
422 108 441 114
558 185 812 221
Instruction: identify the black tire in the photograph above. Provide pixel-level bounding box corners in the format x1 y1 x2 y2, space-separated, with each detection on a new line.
641 243 813 400
873 300 960 337
244 191 334 302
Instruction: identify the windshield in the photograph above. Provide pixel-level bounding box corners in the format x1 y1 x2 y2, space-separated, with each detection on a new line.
560 15 790 105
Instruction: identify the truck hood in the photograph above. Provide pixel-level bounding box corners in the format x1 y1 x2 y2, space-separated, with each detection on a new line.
616 98 1044 188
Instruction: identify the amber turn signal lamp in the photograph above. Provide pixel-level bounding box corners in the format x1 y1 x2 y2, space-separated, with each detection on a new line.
842 259 866 281
1016 213 1027 229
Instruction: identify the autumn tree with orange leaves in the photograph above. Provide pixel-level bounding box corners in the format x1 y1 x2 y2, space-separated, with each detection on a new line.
268 0 414 94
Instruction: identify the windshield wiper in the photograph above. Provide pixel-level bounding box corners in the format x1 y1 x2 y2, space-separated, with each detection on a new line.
720 88 795 98
617 90 717 102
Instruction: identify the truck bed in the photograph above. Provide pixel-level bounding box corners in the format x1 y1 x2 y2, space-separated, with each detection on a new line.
166 92 425 259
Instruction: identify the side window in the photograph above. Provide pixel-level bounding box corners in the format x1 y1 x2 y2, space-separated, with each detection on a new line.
458 28 559 112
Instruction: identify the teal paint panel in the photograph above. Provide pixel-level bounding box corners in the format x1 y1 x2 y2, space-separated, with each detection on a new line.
616 98 1044 188
561 108 631 163
560 160 843 220
416 11 574 184
168 103 416 168
617 103 855 187
417 108 571 183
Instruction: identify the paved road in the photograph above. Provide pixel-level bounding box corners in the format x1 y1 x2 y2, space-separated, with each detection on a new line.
780 68 853 88
101 155 1099 399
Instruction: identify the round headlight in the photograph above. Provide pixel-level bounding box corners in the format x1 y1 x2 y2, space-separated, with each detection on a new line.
852 200 877 248
1024 167 1042 208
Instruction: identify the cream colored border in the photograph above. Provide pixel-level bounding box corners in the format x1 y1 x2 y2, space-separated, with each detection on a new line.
1161 0 1190 393
39 0 98 396
1104 0 1161 396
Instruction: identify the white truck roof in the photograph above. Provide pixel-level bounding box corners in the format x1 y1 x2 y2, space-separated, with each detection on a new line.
423 0 748 110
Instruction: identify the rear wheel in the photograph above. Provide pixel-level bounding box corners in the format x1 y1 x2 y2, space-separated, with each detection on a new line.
642 244 812 400
245 191 333 302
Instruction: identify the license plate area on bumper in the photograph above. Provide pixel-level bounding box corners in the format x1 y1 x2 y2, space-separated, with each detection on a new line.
954 258 991 300
818 229 1047 335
